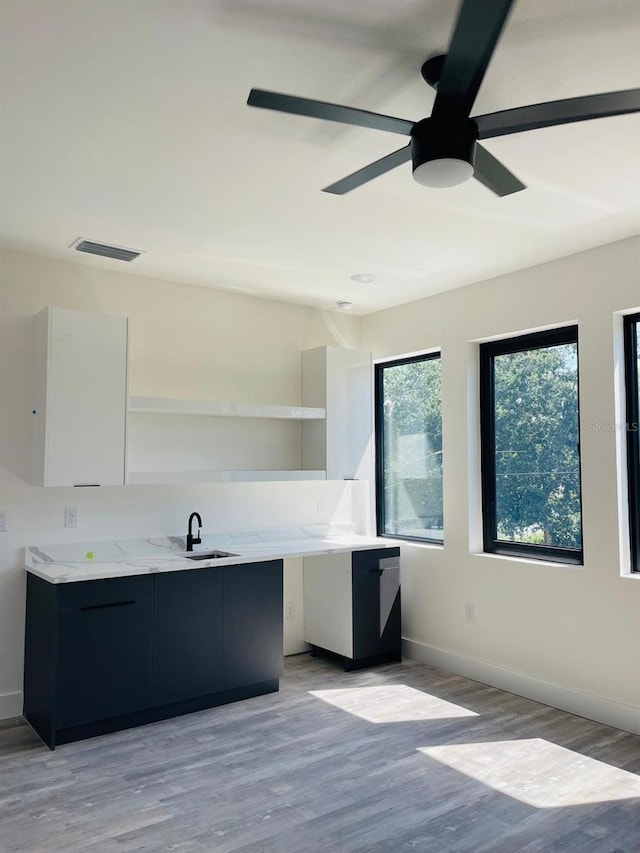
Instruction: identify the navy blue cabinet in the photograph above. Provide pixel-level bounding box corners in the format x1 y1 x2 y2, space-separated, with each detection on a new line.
351 549 401 665
57 576 153 728
153 568 223 707
24 559 284 749
223 560 283 690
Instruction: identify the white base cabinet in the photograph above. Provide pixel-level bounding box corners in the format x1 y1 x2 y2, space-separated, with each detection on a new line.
303 548 402 671
31 307 128 487
303 552 354 658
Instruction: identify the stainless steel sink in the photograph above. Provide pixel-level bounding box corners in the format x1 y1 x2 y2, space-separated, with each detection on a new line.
184 550 238 561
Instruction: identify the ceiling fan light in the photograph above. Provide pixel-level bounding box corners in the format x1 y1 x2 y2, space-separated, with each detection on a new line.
413 157 474 188
410 117 478 191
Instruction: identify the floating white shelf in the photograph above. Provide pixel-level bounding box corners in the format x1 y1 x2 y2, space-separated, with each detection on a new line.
129 396 326 420
128 469 327 485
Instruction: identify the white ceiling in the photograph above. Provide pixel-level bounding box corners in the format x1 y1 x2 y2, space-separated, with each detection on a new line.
1 0 639 315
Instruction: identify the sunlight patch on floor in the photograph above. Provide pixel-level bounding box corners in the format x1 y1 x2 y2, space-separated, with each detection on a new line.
308 684 479 723
419 738 640 807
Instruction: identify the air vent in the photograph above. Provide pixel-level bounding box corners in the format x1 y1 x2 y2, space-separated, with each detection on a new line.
70 238 142 262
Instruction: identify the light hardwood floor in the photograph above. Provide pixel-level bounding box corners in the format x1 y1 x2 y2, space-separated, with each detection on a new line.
1 654 639 853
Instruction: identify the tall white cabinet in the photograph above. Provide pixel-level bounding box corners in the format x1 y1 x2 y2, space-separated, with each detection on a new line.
31 307 129 487
302 346 373 481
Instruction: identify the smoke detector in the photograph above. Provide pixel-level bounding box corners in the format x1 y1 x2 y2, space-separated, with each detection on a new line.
336 301 353 310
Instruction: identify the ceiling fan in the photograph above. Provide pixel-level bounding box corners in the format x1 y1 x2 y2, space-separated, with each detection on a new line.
247 0 640 197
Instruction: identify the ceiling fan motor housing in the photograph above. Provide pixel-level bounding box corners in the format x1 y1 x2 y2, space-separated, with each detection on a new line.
411 117 478 187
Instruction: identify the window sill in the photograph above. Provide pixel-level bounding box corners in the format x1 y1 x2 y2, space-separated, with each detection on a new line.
378 535 444 551
471 551 584 570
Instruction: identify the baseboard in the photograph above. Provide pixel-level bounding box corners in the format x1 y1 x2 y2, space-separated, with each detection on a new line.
0 691 23 721
403 638 640 736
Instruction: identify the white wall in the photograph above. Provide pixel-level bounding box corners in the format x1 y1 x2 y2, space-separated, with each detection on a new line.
0 247 363 718
3 239 639 733
362 236 640 733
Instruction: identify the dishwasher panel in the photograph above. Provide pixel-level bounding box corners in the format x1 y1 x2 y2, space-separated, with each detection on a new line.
352 549 401 662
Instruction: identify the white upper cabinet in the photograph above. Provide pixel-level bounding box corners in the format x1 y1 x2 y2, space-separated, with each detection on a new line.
302 346 373 481
31 307 128 487
28 310 370 487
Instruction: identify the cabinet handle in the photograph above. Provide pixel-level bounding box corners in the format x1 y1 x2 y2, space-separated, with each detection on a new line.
79 600 136 611
73 484 101 488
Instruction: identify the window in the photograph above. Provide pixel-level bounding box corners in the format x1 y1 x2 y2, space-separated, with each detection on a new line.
624 313 640 572
375 353 443 543
479 327 583 563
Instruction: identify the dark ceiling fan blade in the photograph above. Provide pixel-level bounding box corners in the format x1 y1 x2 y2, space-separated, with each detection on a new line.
432 0 515 122
322 146 412 194
247 89 414 136
473 145 525 196
474 89 640 138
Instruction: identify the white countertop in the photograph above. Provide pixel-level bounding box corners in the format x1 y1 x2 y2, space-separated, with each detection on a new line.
25 526 399 584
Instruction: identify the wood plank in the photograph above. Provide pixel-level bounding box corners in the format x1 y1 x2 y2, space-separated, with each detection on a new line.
1 655 639 852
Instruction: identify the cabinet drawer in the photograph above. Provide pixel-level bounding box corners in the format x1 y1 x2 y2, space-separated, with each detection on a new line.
351 548 400 574
57 575 152 612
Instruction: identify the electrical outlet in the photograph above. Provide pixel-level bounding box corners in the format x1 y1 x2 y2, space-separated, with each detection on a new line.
465 602 475 623
316 498 328 515
65 507 79 528
285 601 295 620
0 510 8 533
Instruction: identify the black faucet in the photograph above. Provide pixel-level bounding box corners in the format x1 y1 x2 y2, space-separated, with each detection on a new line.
186 512 202 552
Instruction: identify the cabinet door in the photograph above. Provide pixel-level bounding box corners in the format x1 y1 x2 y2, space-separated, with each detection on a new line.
352 549 401 660
36 307 128 487
223 561 283 689
152 567 223 706
302 346 373 481
56 577 153 728
303 552 353 658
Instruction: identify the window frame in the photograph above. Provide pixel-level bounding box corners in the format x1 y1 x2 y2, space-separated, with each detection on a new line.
375 351 443 545
479 326 584 565
624 313 640 573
